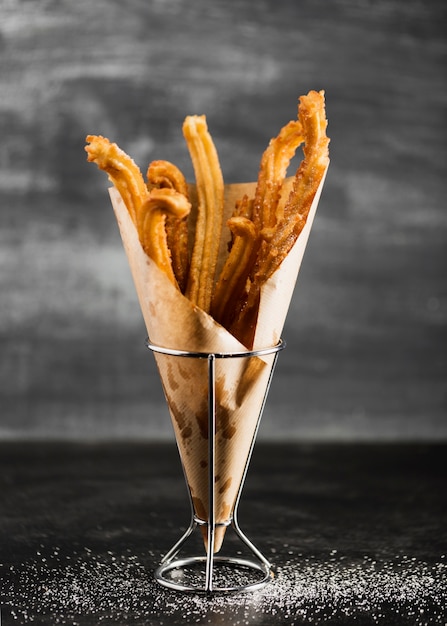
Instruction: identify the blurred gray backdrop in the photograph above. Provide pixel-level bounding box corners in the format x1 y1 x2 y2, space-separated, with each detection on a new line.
1 0 446 441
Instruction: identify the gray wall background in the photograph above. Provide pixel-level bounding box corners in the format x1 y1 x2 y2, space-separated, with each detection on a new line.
1 0 446 441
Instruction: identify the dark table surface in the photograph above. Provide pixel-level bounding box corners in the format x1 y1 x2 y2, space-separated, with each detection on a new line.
1 441 446 625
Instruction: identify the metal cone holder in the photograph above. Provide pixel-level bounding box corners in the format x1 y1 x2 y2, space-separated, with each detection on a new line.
146 338 285 593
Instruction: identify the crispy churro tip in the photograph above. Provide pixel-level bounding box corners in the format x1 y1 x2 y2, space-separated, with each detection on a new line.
84 134 149 225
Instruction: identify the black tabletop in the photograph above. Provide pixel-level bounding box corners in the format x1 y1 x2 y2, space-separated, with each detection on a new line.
0 441 446 625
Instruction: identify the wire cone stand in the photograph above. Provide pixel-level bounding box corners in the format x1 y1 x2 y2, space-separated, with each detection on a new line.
147 339 285 594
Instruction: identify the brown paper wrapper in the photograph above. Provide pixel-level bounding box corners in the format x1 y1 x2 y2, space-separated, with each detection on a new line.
109 166 327 552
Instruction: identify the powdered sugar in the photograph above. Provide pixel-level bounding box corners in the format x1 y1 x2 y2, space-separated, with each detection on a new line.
1 546 446 624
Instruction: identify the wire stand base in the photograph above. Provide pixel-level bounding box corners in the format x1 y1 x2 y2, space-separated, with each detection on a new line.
155 517 273 594
147 338 285 594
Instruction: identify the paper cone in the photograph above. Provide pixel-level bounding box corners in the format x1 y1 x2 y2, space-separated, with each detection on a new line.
109 165 328 552
151 346 275 553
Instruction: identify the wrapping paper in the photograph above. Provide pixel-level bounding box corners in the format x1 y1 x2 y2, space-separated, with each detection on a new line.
109 165 327 551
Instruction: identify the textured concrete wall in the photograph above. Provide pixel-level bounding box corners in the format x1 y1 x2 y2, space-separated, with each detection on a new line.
0 0 446 440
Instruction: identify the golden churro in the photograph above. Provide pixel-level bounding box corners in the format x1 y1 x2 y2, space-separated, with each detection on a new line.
252 119 304 235
229 90 329 347
85 90 329 347
138 187 191 286
147 160 190 292
85 135 148 224
211 212 259 327
182 115 224 314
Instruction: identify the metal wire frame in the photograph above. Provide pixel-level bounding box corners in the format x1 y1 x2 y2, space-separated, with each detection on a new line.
146 338 285 593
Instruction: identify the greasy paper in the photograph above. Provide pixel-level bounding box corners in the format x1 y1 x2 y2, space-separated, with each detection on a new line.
109 165 328 551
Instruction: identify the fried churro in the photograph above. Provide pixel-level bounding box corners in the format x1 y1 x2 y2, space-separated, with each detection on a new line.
182 115 224 314
85 90 329 347
147 160 190 292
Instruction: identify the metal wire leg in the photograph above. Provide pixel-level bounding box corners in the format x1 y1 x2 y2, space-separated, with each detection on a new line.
205 354 216 591
157 519 197 566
